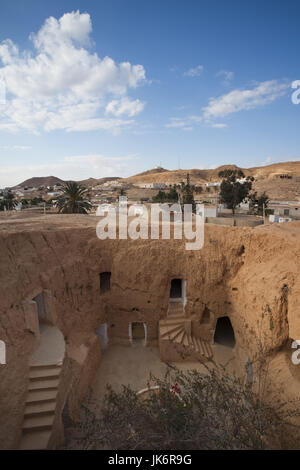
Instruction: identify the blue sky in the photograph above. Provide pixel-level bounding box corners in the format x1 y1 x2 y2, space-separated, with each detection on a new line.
0 0 300 186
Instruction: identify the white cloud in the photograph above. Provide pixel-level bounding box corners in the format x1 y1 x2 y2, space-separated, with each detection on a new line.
165 115 205 131
203 80 288 120
0 11 146 134
166 79 288 130
0 145 32 150
105 97 145 117
0 153 139 187
184 65 204 77
216 70 234 83
210 123 227 128
165 118 191 129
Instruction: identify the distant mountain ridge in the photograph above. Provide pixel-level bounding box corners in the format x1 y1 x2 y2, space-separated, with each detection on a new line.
14 176 65 188
124 161 300 184
14 175 121 188
10 161 300 200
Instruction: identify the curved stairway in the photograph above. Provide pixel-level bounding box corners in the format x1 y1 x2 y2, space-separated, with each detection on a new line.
19 362 62 450
159 302 213 359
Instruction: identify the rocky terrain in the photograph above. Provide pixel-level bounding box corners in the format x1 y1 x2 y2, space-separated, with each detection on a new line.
10 160 300 201
124 161 300 200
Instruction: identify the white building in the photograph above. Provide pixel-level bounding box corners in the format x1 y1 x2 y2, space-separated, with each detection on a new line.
268 201 300 220
196 205 218 218
134 183 166 189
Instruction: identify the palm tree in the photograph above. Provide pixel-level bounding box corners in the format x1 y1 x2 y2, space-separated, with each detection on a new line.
56 181 92 214
0 190 17 211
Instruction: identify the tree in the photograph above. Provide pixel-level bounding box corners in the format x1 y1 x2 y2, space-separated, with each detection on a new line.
218 170 252 214
119 188 126 196
56 181 92 214
30 197 45 206
152 187 178 203
195 186 203 194
0 190 17 211
250 191 269 216
182 173 196 213
69 362 299 450
152 190 167 203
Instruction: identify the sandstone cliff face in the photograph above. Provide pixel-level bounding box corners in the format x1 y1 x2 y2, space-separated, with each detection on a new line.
0 215 300 449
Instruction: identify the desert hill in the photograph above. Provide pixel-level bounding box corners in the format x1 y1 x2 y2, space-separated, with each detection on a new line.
78 177 121 186
10 161 300 201
123 161 300 200
14 176 65 188
125 162 300 184
14 175 121 189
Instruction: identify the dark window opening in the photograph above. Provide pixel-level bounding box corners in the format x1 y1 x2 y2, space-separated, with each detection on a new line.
170 279 182 299
214 316 235 348
100 272 111 293
33 292 49 325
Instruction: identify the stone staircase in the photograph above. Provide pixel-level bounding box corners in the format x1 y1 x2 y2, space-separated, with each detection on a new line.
19 362 62 450
159 302 213 359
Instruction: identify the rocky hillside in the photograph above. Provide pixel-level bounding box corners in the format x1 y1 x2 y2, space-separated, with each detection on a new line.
124 161 300 200
11 161 300 200
14 176 65 188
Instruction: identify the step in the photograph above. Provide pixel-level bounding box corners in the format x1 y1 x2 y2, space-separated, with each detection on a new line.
202 340 213 358
24 401 56 418
168 302 184 309
196 337 205 356
160 324 183 338
172 326 186 342
167 308 184 316
29 366 61 380
174 329 185 344
28 377 60 391
193 336 212 358
19 429 52 450
190 335 197 352
167 307 184 315
182 333 189 347
22 414 54 432
160 328 183 341
30 361 62 369
26 389 58 404
161 325 185 342
160 317 186 325
187 334 193 347
183 320 192 336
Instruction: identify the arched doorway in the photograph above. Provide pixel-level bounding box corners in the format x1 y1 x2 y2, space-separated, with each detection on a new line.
170 279 182 299
31 291 65 365
129 322 147 346
214 316 235 348
169 279 186 304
